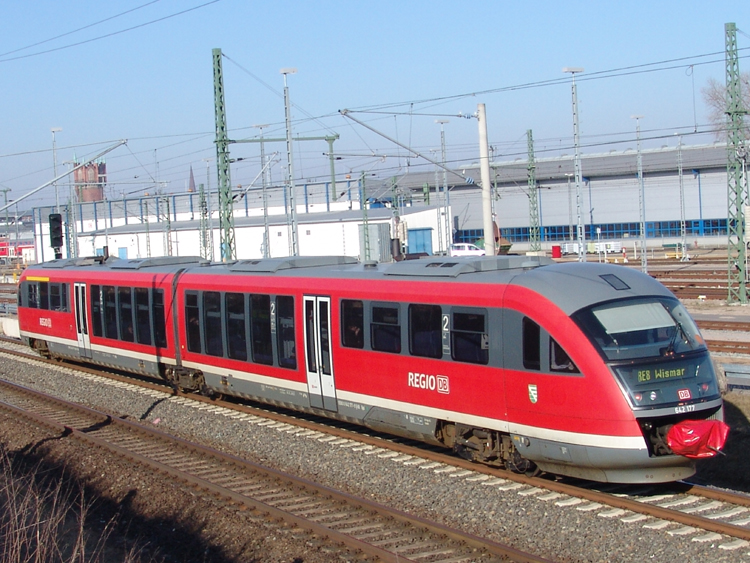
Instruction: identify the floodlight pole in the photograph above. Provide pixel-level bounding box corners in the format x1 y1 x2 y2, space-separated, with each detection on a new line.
255 124 271 258
677 136 688 261
563 67 586 262
281 67 299 256
632 115 648 273
436 119 451 249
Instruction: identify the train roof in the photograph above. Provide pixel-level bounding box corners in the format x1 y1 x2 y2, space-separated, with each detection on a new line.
26 254 674 315
26 255 210 275
185 255 674 314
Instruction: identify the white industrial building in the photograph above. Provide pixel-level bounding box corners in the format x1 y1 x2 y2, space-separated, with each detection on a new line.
30 142 739 263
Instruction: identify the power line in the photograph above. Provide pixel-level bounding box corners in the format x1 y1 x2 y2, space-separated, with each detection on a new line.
0 0 223 63
0 0 163 58
344 50 749 114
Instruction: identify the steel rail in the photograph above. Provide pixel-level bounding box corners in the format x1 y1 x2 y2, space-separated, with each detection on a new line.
2 339 750 544
0 377 553 563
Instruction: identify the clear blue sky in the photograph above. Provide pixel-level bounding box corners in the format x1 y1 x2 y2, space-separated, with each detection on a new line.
0 0 747 211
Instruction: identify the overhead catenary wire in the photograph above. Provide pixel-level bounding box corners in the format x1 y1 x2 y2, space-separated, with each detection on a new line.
0 1 223 63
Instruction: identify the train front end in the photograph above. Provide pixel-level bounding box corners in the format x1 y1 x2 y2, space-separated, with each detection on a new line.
513 262 728 483
572 295 727 466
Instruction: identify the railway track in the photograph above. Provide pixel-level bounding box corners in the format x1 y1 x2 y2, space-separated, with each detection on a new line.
0 377 549 563
1 341 750 555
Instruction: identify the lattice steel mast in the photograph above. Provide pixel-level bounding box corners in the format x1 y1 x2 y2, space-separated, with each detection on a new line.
213 48 235 262
527 130 541 252
725 22 749 303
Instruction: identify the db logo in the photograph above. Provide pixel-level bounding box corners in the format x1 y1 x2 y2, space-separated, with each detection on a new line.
677 388 692 400
437 375 450 394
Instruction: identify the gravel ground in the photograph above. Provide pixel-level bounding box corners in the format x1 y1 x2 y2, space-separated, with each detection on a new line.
0 351 745 563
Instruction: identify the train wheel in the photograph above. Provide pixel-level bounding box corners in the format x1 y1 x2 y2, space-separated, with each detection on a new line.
506 450 536 475
200 384 223 401
31 339 51 359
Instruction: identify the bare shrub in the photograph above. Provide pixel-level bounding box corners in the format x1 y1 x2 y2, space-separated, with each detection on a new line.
0 448 151 563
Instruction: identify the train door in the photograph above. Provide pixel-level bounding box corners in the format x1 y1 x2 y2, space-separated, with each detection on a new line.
303 295 337 411
73 282 92 359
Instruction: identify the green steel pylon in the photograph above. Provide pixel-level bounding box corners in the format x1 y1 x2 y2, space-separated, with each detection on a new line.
725 23 749 303
213 48 236 262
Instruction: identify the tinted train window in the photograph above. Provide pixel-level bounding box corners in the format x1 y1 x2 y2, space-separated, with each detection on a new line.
103 286 118 339
135 288 152 346
341 299 364 349
305 300 317 373
522 317 540 370
153 289 167 348
38 282 49 310
319 300 331 375
49 283 66 311
119 287 134 342
371 304 401 354
451 310 489 365
185 291 201 353
250 294 273 365
226 292 247 361
204 291 224 357
409 304 442 358
277 295 296 369
27 283 39 309
91 285 103 337
550 339 579 373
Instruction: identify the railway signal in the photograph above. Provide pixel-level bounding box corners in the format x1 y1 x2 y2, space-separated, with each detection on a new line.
48 213 63 258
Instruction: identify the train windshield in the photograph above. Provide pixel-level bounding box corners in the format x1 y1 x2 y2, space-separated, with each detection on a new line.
573 297 706 361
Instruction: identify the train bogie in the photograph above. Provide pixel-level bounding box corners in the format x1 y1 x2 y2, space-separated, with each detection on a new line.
18 254 727 484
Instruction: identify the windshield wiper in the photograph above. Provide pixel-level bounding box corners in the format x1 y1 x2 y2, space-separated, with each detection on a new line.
664 322 691 356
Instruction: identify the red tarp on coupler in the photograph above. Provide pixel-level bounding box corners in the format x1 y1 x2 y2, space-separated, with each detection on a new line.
667 419 730 459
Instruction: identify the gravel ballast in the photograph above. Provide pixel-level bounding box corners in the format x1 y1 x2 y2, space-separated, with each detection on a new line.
0 350 745 563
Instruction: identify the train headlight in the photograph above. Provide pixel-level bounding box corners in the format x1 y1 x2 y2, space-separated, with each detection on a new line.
634 392 643 402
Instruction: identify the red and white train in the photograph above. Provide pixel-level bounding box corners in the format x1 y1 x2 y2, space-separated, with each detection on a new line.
17 254 726 483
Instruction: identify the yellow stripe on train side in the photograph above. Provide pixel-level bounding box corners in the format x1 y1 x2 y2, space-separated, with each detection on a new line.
26 276 50 282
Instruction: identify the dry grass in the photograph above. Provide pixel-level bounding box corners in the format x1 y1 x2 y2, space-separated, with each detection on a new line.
0 448 152 563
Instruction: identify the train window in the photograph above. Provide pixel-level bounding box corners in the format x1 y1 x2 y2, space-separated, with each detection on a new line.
49 284 62 311
371 304 401 354
185 291 201 353
38 282 49 310
305 300 317 373
103 286 118 339
153 289 167 348
118 287 134 342
550 339 579 373
451 311 489 365
341 299 364 349
250 294 273 365
522 317 540 370
90 285 103 337
226 292 247 361
409 304 442 358
319 300 331 375
204 291 224 357
26 283 39 309
276 295 296 369
135 288 152 346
